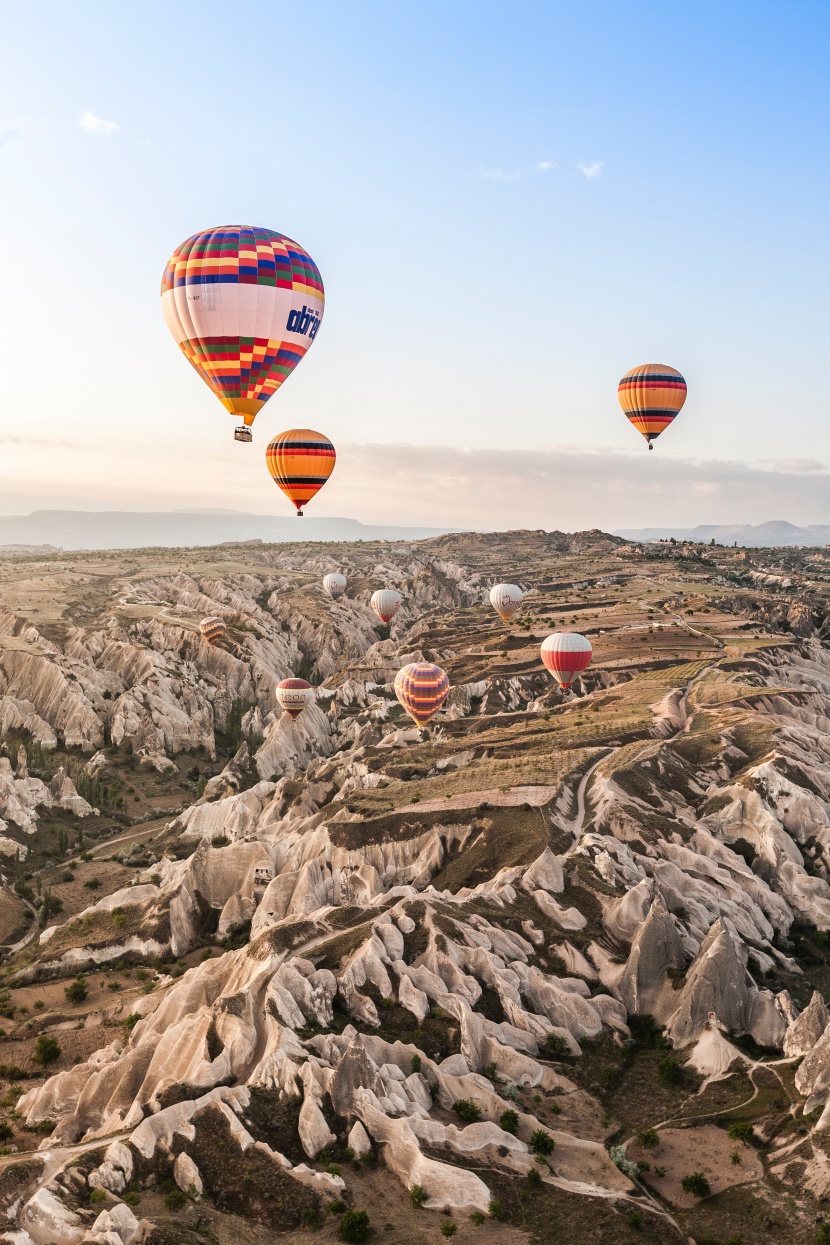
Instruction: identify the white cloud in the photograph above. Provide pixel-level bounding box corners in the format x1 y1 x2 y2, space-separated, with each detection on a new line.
483 160 557 182
78 111 119 134
577 160 603 179
482 166 523 182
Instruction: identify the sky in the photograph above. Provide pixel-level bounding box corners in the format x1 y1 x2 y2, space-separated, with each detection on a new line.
1 0 828 533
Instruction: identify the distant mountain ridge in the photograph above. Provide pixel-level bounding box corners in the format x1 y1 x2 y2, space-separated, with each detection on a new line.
615 520 830 547
0 510 459 552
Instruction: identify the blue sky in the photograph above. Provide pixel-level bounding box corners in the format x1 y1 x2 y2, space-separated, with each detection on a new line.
1 0 828 530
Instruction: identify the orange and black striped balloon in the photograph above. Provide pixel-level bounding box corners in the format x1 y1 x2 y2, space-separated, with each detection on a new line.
199 616 227 647
265 428 336 515
618 364 687 449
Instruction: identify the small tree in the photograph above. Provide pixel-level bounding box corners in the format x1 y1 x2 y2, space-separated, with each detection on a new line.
529 1129 554 1155
499 1108 519 1135
33 1035 61 1066
681 1172 710 1198
339 1210 371 1243
727 1121 754 1143
453 1098 482 1123
636 1127 660 1149
658 1055 682 1086
64 976 88 1005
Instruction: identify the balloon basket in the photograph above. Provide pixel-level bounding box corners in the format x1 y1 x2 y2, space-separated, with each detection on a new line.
234 426 253 443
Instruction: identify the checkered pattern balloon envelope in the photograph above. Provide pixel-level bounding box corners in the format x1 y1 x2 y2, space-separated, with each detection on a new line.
394 662 450 726
618 364 686 449
161 226 324 435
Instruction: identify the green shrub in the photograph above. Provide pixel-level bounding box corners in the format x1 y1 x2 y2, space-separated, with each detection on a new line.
0 1123 13 1142
727 1121 754 1143
526 1166 541 1187
681 1172 710 1198
469 1211 485 1225
541 1033 570 1058
499 1109 519 1134
328 1199 346 1214
123 1192 141 1206
636 1127 660 1149
453 1098 482 1123
409 1184 428 1207
529 1129 554 1155
658 1055 682 1085
628 1209 644 1229
339 1209 371 1242
411 1053 422 1072
165 1190 187 1211
440 1223 457 1238
64 976 88 1005
488 1199 503 1220
33 1035 60 1066
89 1188 106 1205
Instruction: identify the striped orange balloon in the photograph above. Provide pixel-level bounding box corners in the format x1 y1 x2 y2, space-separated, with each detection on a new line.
199 616 227 647
618 364 687 449
265 428 336 515
394 662 450 726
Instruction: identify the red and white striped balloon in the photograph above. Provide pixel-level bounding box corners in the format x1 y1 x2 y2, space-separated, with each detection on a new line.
540 632 592 689
371 589 402 624
276 678 315 720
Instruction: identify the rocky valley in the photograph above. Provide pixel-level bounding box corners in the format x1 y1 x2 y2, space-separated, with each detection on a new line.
1 530 830 1244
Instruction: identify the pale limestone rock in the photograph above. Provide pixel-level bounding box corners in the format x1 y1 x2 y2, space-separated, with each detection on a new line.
19 1187 83 1245
398 973 429 1022
616 896 687 1020
522 848 564 895
532 889 586 931
85 1204 140 1245
347 1120 372 1157
665 918 786 1049
604 877 654 942
298 1094 336 1159
173 1152 203 1197
686 1018 749 1084
88 1141 133 1193
784 990 829 1058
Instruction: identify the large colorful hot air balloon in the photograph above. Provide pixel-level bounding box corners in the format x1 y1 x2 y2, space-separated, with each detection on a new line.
394 663 450 726
489 583 522 622
276 678 315 720
161 226 324 443
323 572 347 600
540 632 593 690
199 617 227 647
265 429 336 515
618 364 687 449
371 589 402 624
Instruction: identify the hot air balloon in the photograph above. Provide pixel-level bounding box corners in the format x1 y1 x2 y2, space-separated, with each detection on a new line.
161 227 324 443
618 364 686 449
276 678 315 720
394 663 450 726
489 583 522 622
265 429 335 516
199 617 227 647
323 572 347 600
371 589 402 624
540 632 593 690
